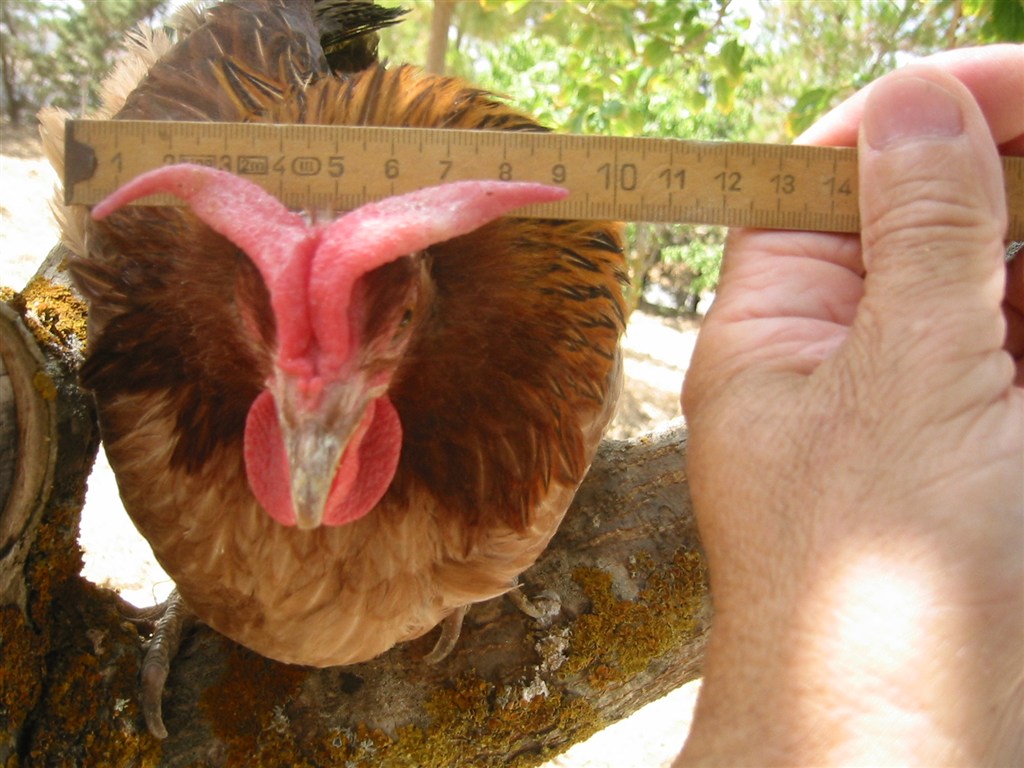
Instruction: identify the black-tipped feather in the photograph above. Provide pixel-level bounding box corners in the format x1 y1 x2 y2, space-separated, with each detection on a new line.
315 0 408 72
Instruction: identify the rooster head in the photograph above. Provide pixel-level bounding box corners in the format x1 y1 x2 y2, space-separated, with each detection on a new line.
92 164 566 529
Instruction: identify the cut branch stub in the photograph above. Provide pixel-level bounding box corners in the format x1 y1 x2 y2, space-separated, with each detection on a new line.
1 245 99 765
0 299 58 611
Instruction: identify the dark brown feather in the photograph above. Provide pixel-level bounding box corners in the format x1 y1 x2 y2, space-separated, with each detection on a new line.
388 215 626 533
79 211 273 473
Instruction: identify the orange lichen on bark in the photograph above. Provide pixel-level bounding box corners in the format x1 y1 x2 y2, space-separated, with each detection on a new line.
201 643 310 767
562 549 707 684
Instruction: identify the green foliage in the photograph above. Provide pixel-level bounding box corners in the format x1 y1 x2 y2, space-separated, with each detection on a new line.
756 0 1024 140
0 0 168 125
445 0 755 139
662 230 723 298
964 0 1024 40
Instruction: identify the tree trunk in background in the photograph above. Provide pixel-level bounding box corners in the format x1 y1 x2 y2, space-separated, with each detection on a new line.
427 0 456 74
0 4 25 126
1 246 708 767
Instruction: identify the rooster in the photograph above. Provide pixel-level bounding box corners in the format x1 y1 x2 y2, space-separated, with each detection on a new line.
44 0 626 738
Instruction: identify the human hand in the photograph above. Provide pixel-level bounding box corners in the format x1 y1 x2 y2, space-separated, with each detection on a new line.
677 45 1023 766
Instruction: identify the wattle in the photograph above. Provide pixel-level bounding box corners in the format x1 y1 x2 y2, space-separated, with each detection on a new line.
243 392 402 527
323 396 402 526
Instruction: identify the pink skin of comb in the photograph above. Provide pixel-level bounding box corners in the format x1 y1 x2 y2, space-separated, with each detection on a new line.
92 164 568 527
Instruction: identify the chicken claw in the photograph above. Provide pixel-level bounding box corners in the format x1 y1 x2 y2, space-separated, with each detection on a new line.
139 590 195 739
508 585 561 623
423 605 469 665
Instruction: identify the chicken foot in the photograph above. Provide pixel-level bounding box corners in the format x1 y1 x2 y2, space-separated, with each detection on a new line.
422 585 562 664
135 589 196 739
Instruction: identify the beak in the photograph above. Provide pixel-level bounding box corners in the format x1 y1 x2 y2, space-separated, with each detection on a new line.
284 419 347 530
278 378 374 530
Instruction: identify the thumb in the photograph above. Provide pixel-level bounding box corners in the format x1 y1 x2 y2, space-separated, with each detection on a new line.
855 67 1008 367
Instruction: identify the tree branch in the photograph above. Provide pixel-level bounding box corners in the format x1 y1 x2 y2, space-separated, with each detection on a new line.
1 247 708 767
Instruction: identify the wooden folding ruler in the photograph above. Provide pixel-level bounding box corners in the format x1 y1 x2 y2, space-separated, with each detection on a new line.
64 120 1024 239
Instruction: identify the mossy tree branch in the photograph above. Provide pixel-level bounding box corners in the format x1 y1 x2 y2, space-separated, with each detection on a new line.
1 247 708 768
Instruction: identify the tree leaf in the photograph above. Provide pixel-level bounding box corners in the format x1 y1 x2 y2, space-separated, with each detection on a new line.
644 37 673 68
718 38 746 78
987 0 1024 40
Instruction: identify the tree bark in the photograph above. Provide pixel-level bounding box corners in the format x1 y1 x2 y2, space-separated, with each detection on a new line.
1 245 101 763
1 247 708 767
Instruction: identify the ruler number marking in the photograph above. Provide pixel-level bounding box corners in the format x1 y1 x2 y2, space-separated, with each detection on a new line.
658 167 686 190
770 174 795 195
597 162 638 192
824 176 853 196
714 171 742 192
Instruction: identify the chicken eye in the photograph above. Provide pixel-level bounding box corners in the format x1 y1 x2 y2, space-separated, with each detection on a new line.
391 307 415 345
